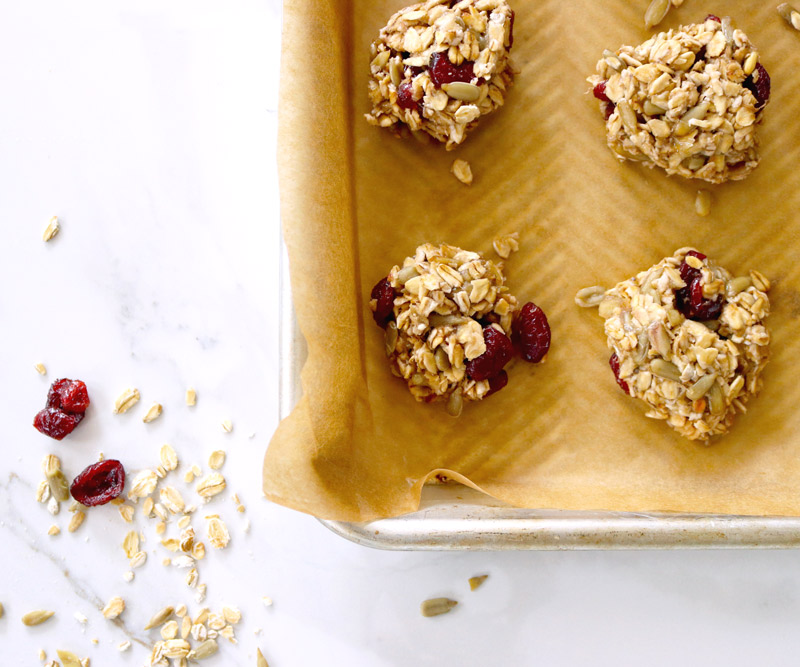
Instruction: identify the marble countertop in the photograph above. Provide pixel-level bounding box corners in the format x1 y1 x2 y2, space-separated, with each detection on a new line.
3 2 800 666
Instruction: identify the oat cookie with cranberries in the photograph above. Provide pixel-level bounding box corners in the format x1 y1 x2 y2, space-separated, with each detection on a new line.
588 16 770 183
369 243 549 416
594 249 770 441
365 0 515 149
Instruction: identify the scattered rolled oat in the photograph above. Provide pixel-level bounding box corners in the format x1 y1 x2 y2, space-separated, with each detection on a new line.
208 450 226 470
118 641 131 652
365 0 515 149
36 480 50 503
142 402 163 423
130 551 147 568
778 3 800 30
222 606 242 625
102 596 125 619
588 17 770 183
450 158 473 185
113 387 140 414
34 362 47 375
160 444 179 471
128 469 158 499
221 419 233 433
48 524 60 536
257 648 269 667
122 530 140 558
186 388 197 406
598 248 770 440
468 574 489 590
695 189 712 217
420 597 458 617
42 216 60 242
118 503 135 523
492 232 519 259
160 486 186 514
207 516 230 549
196 473 226 499
22 610 55 626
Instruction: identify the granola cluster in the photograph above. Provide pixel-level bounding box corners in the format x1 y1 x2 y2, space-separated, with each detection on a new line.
588 17 770 183
371 243 519 414
365 0 515 149
598 249 771 441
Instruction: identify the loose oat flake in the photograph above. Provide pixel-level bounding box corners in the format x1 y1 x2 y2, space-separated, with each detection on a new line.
113 387 140 414
35 362 47 375
102 596 125 619
186 388 197 406
450 158 473 185
142 402 163 423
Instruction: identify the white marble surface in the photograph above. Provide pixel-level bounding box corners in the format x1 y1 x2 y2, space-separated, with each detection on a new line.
3 2 800 666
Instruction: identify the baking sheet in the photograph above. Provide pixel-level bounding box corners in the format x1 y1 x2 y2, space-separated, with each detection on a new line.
265 0 800 522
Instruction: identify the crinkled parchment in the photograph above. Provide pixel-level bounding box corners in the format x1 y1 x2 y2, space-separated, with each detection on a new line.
264 0 800 521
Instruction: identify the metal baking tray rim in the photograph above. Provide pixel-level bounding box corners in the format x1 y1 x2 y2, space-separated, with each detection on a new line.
279 240 800 550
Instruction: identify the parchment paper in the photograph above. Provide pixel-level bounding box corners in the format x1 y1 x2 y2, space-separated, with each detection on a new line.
264 0 800 521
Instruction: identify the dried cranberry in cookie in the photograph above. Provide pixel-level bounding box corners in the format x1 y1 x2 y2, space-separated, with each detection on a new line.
365 0 515 149
587 17 769 183
591 249 771 441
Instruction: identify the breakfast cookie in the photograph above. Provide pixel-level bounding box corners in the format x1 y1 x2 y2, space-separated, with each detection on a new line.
365 0 515 149
370 243 549 416
588 16 770 183
594 248 770 441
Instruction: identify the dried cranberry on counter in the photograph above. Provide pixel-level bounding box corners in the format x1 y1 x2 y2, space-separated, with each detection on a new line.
33 408 84 441
609 353 630 395
70 459 126 506
371 277 396 329
47 378 90 413
466 326 514 381
34 378 90 440
512 302 551 363
705 14 721 23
